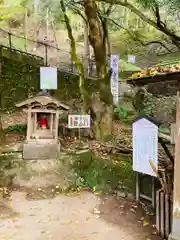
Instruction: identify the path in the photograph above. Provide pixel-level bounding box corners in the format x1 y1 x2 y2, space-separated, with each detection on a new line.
0 190 161 240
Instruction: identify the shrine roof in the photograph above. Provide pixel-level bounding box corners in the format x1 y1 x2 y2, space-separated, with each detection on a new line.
126 69 180 86
16 95 70 110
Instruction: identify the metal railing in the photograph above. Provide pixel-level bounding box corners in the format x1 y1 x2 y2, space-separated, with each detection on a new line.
0 28 97 77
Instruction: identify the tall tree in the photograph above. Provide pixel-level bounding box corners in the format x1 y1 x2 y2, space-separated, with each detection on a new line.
61 0 113 139
84 0 113 139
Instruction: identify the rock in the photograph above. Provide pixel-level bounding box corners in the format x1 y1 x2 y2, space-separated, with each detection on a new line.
29 213 36 216
75 149 90 154
0 152 22 161
127 193 134 200
116 191 127 199
130 208 136 213
2 142 23 153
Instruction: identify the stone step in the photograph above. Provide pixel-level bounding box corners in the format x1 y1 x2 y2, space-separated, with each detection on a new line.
23 143 60 160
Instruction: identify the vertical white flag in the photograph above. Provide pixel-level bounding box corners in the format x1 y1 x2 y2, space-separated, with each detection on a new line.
110 54 119 105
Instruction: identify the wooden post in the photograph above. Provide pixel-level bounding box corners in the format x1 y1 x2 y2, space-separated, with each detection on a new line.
26 108 32 141
169 97 180 240
170 123 176 144
54 112 59 140
50 113 53 132
34 113 37 130
152 177 155 210
156 189 161 235
160 191 165 238
136 172 140 202
165 194 171 238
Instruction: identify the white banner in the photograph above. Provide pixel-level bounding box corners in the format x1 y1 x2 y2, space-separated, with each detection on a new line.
68 115 91 128
110 54 119 104
113 95 119 105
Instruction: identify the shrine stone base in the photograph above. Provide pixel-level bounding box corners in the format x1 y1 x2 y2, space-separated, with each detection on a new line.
169 234 180 240
23 142 60 160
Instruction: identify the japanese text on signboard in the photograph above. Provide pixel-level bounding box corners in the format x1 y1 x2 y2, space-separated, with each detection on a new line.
68 115 91 128
132 118 158 177
110 54 119 105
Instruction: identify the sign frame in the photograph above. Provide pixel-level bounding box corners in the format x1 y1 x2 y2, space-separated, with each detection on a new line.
132 116 158 210
68 114 91 129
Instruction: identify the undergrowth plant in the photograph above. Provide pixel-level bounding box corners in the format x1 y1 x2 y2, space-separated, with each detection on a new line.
5 124 26 132
70 151 134 193
114 106 136 123
0 159 22 188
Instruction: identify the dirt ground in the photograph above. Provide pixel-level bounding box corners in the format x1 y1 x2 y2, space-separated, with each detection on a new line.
0 112 162 240
0 190 161 240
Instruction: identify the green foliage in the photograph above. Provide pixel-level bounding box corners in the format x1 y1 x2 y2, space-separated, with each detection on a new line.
34 0 64 26
119 59 141 72
114 106 135 121
158 126 170 134
5 124 26 132
114 106 128 119
0 159 21 187
72 151 134 193
0 0 24 20
136 0 157 9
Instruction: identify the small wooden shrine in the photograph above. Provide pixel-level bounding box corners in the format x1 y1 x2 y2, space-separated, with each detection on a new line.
16 93 70 159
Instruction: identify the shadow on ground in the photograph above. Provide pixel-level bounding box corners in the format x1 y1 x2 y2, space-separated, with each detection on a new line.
98 195 161 240
0 201 19 219
11 185 66 201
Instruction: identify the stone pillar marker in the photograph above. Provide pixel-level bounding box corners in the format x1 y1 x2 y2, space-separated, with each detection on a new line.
169 97 180 240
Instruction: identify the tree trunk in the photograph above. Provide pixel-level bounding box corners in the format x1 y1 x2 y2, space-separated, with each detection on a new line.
84 20 90 75
0 115 5 144
84 0 113 139
0 90 5 144
60 0 91 110
61 0 113 140
24 7 28 52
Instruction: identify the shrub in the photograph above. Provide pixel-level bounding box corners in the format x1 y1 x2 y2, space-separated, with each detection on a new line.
5 124 27 133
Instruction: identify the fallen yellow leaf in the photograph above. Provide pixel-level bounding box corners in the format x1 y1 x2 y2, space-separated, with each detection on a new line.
0 233 9 239
65 220 72 224
143 220 149 226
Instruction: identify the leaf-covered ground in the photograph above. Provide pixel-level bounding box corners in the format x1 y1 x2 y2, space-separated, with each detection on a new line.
0 190 161 240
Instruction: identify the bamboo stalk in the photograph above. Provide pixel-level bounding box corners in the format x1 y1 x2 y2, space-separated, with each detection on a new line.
149 159 166 192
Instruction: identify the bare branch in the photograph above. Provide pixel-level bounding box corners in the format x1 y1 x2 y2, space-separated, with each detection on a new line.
67 3 88 24
99 0 180 45
101 14 172 53
142 40 172 53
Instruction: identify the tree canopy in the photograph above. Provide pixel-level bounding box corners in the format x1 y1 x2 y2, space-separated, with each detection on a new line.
99 0 180 49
